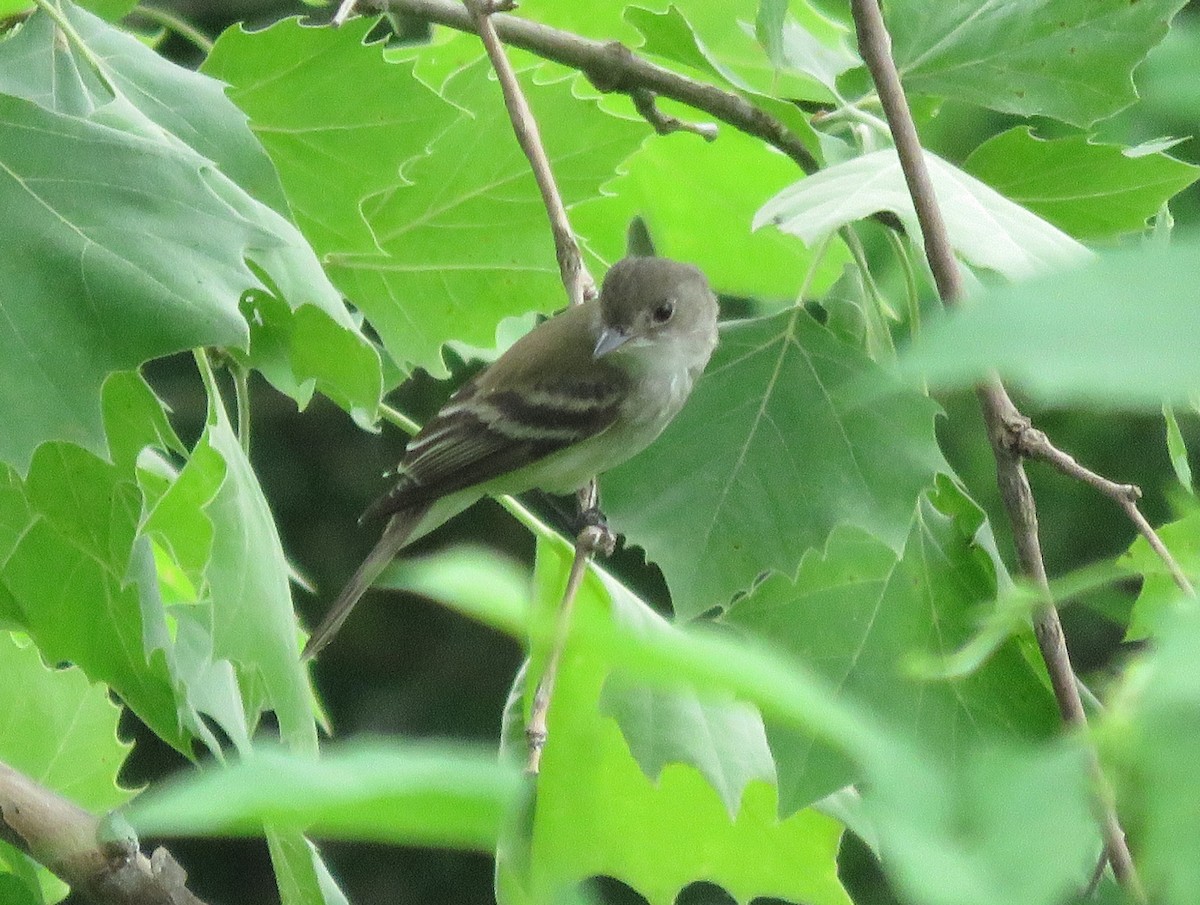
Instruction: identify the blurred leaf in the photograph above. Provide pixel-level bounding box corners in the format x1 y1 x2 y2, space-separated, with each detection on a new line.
755 0 787 67
899 235 1200 408
573 125 849 305
963 127 1199 240
603 307 947 620
202 17 458 256
0 632 132 810
1105 603 1200 905
757 149 1092 282
726 487 1059 812
1125 501 1200 640
866 738 1096 905
889 0 1189 127
327 60 649 377
515 540 850 905
126 742 522 851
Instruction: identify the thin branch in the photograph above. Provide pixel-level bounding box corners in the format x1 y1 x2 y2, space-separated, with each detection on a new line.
379 0 819 174
460 0 616 774
1013 423 1195 597
465 0 593 307
525 525 610 774
850 0 1145 898
630 88 718 141
0 759 208 905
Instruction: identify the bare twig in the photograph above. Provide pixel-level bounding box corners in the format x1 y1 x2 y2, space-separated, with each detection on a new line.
630 88 718 141
850 0 1145 898
466 0 594 307
461 0 614 774
1014 423 1195 597
0 759 208 905
380 0 820 174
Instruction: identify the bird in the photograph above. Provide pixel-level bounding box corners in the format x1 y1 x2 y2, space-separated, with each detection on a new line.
302 256 719 660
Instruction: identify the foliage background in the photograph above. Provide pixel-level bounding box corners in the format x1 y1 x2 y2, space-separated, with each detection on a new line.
2 0 1199 903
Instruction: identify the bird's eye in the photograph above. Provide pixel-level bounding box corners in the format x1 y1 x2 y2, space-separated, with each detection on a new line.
652 300 675 324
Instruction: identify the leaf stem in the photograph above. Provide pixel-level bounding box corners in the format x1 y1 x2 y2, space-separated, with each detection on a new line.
131 4 213 54
232 363 251 455
31 0 117 95
192 349 224 425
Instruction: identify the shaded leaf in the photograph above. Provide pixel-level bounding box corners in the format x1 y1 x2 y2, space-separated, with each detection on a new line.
726 488 1059 811
603 307 947 619
889 0 1189 127
963 127 1199 240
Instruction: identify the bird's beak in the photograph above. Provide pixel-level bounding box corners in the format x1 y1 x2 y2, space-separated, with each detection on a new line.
593 326 630 358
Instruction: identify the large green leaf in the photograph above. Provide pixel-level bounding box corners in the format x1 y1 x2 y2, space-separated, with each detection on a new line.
202 17 459 256
963 128 1199 240
187 393 320 753
125 742 521 852
602 307 947 620
326 60 650 376
888 0 1189 128
726 485 1059 812
898 234 1200 408
0 632 132 811
756 149 1091 283
0 3 379 473
0 441 186 750
573 124 849 304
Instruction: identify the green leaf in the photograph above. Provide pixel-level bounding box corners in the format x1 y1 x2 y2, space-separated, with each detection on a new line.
194 394 319 753
125 742 522 852
1163 404 1193 494
573 123 849 305
757 149 1092 282
623 4 825 150
726 489 1059 812
899 235 1200 408
755 0 787 68
0 632 132 810
517 540 851 905
1124 502 1200 641
602 308 947 620
889 0 1189 127
327 60 649 376
1105 603 1200 905
202 17 459 256
266 828 351 905
963 127 1199 240
0 4 379 472
0 443 187 751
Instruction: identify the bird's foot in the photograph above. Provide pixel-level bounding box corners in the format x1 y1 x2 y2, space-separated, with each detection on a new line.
577 506 617 557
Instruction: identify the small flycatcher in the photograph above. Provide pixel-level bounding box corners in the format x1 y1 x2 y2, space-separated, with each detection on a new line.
303 256 719 659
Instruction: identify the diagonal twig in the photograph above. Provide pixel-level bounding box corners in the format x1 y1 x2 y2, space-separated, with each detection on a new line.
379 0 819 174
850 0 1145 898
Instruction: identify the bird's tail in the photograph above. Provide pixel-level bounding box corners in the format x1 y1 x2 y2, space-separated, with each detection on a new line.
301 504 430 661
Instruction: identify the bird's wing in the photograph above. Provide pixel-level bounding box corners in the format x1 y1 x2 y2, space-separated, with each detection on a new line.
364 369 628 520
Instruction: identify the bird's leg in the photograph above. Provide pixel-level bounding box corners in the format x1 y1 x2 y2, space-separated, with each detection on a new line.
575 483 617 557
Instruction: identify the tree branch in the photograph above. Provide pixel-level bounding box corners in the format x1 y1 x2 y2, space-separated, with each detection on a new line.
372 0 819 174
0 759 208 905
849 0 1145 898
459 0 617 774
